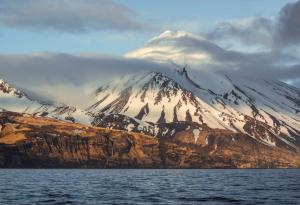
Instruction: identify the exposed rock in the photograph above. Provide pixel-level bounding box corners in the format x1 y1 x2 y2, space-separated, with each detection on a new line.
135 103 149 120
1 123 17 136
0 111 299 168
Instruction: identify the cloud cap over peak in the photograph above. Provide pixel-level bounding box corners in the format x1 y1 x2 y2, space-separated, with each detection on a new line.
125 29 300 85
125 30 216 65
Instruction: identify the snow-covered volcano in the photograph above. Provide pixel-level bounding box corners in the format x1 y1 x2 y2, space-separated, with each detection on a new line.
1 63 300 151
0 78 89 123
1 30 300 153
87 68 300 151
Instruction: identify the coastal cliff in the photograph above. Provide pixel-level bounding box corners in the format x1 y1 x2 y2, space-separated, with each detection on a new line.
1 112 300 168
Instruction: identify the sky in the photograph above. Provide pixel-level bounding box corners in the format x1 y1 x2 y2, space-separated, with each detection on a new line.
0 0 300 106
0 0 296 54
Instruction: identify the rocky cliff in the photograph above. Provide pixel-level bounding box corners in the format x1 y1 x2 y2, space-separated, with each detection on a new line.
1 111 299 168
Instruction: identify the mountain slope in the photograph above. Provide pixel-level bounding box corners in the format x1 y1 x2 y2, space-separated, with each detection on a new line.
0 78 89 123
87 69 300 152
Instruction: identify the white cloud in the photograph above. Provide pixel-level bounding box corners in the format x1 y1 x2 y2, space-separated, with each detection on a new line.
125 30 213 65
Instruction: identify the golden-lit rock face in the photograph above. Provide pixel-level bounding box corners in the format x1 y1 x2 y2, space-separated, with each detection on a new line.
0 111 300 168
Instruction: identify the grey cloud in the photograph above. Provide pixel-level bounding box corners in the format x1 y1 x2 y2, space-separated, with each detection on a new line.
164 33 297 68
281 64 300 80
128 31 300 85
160 32 300 83
127 30 300 85
0 53 172 107
1 34 300 107
223 63 300 82
207 17 274 48
0 0 146 32
277 0 300 46
0 53 170 86
207 0 300 48
293 79 300 89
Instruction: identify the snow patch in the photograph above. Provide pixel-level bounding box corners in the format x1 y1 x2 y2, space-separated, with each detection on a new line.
192 129 200 143
205 136 209 145
127 123 135 132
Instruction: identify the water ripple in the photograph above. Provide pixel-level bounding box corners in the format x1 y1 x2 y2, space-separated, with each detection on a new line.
0 169 299 205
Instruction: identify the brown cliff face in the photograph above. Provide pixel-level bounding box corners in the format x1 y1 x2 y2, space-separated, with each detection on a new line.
0 111 300 168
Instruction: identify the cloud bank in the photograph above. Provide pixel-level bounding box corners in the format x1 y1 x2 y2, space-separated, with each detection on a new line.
207 0 300 49
126 30 300 82
0 0 146 32
0 53 171 107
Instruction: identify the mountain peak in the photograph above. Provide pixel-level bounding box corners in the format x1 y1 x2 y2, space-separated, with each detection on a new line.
0 78 24 97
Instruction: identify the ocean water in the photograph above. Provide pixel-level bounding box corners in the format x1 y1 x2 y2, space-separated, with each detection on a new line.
0 169 299 205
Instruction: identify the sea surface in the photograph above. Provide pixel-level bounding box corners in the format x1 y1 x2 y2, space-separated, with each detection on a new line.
0 169 299 205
